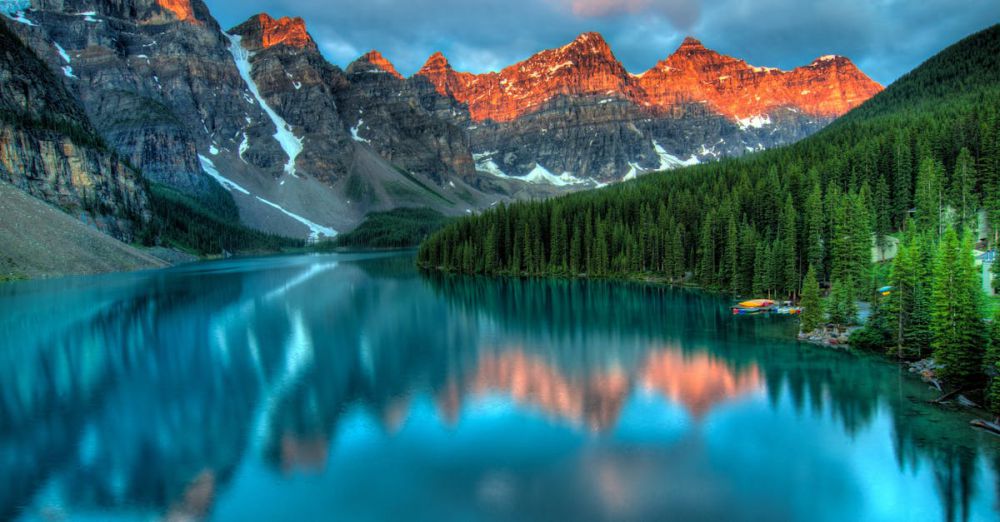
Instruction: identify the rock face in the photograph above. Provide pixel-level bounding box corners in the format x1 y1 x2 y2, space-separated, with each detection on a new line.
636 36 882 121
8 0 260 201
225 13 485 220
0 18 150 242
338 50 475 186
414 33 883 181
416 32 644 123
227 13 353 185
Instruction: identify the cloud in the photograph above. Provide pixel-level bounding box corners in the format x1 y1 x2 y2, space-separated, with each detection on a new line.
552 0 700 29
203 0 1000 84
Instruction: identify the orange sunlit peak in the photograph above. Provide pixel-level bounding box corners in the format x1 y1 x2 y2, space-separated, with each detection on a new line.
157 0 195 22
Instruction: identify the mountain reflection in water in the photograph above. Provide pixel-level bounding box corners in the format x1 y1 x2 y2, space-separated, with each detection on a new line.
0 252 998 522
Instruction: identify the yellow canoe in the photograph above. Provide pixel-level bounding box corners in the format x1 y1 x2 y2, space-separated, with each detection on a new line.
737 299 775 308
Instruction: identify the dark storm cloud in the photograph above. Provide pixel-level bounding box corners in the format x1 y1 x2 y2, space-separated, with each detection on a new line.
204 0 999 85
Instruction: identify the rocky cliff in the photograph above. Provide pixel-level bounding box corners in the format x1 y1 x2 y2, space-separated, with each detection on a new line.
0 17 150 242
414 33 883 182
338 49 476 186
8 0 255 199
637 36 882 121
225 14 490 223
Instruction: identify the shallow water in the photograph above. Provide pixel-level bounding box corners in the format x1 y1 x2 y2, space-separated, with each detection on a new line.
1 252 998 521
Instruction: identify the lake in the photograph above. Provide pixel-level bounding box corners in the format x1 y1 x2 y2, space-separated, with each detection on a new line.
1 252 998 521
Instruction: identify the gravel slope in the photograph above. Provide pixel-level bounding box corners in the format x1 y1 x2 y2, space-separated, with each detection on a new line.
0 182 167 279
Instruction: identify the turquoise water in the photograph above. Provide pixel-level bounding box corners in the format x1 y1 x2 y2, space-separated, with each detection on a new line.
1 252 998 521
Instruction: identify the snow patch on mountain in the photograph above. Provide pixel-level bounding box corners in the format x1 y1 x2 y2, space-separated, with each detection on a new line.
654 141 700 170
238 133 249 163
200 155 250 195
52 43 79 79
2 1 35 25
254 197 336 242
350 120 370 143
227 33 303 178
523 164 587 186
737 114 772 130
623 162 641 181
475 152 585 186
54 43 71 63
474 152 510 178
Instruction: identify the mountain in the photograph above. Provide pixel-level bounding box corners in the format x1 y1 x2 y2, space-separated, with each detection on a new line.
1 0 882 244
418 24 1000 291
2 2 499 240
225 13 491 226
413 33 882 182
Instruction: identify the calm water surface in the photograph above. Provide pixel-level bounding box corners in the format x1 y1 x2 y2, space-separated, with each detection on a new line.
1 252 999 521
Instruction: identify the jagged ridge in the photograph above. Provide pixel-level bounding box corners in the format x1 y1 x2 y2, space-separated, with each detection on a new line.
411 33 882 123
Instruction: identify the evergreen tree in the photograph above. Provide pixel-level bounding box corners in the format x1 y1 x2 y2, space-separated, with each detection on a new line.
915 157 944 236
804 182 825 272
874 176 892 260
931 229 986 387
831 192 872 302
950 148 977 231
725 216 740 293
698 212 717 285
888 233 917 358
800 264 823 334
893 131 913 228
828 279 858 329
779 195 799 297
752 241 768 297
851 190 874 293
905 233 936 357
569 221 582 275
484 226 498 274
851 296 894 351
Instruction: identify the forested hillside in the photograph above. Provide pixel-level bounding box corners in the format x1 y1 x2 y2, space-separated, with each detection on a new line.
419 25 1000 400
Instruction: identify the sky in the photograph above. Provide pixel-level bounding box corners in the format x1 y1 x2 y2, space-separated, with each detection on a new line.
204 0 1000 86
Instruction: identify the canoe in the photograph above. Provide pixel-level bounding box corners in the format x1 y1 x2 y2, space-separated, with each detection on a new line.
737 299 775 308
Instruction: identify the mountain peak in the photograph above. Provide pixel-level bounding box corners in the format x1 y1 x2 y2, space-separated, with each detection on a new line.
231 13 314 50
157 0 195 22
674 36 717 56
573 31 607 44
419 52 452 74
808 54 849 67
680 36 704 49
359 50 404 79
560 31 614 57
